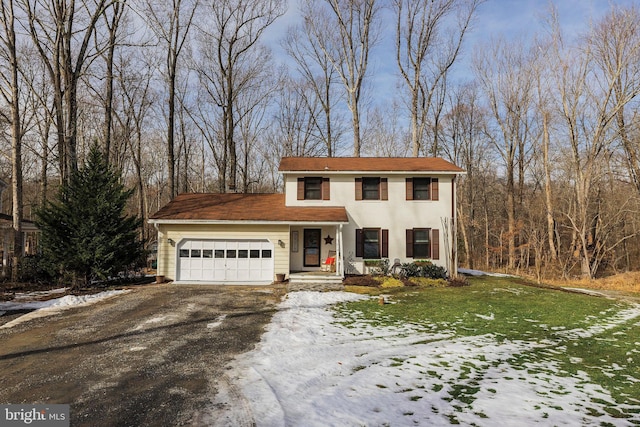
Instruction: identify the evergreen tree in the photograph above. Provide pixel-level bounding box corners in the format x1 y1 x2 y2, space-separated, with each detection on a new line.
36 145 143 288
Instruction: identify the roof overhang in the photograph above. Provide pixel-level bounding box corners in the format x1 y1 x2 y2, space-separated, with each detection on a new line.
280 170 467 176
148 219 349 226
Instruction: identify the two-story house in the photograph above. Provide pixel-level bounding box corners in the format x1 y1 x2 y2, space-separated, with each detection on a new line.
149 157 464 284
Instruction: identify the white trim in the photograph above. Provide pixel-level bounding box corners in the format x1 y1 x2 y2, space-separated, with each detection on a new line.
172 281 273 286
281 171 466 176
150 219 348 226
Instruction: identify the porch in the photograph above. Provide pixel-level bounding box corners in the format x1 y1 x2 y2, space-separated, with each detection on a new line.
288 223 345 277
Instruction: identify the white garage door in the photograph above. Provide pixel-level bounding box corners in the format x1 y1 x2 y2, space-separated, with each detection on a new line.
177 239 274 283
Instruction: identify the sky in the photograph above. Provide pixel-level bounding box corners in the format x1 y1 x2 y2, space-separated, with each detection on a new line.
263 0 639 106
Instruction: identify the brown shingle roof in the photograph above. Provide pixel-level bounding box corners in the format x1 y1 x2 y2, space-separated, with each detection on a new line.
278 157 464 173
149 193 348 223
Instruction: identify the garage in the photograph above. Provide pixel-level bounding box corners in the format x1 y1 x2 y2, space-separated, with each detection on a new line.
177 239 274 283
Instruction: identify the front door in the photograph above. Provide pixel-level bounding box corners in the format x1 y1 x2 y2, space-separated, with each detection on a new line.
303 229 321 267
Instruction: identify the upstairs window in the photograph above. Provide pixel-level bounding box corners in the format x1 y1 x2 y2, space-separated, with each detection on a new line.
304 177 322 200
406 177 438 200
355 177 388 200
297 177 330 200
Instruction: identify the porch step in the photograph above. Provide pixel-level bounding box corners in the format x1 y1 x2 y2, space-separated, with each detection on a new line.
287 273 344 291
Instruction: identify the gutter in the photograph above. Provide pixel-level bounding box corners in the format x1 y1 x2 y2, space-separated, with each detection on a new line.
148 219 349 226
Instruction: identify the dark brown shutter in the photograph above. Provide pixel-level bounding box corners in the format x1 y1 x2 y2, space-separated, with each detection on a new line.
297 178 304 200
382 229 389 258
322 178 330 200
431 178 439 201
380 178 388 200
355 178 363 200
406 178 413 200
432 229 440 260
356 229 363 257
406 229 414 258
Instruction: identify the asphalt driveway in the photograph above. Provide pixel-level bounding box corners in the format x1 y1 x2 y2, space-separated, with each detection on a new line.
0 283 285 426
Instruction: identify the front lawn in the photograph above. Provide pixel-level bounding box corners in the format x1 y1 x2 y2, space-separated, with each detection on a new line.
337 276 640 424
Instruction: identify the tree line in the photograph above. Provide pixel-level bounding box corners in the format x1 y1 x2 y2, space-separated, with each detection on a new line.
1 0 639 281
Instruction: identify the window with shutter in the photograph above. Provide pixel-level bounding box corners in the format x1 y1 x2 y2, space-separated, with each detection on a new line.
407 177 436 200
406 228 439 259
413 229 431 258
362 177 380 200
304 177 322 200
298 177 328 200
357 228 385 259
413 178 431 200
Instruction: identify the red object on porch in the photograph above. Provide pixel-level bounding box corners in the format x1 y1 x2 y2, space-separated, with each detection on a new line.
321 253 336 272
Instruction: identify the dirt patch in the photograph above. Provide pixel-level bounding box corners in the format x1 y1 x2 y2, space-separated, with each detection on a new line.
0 283 285 426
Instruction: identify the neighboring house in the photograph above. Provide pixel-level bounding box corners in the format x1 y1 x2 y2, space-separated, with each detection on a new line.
149 157 464 285
0 179 39 277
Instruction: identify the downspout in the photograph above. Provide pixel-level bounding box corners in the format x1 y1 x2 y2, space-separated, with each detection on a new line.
152 221 164 282
452 176 458 277
338 224 344 277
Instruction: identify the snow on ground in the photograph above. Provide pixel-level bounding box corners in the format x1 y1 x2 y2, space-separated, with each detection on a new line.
0 290 128 329
458 268 514 277
212 291 640 427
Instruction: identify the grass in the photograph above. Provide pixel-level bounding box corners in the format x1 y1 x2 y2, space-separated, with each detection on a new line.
336 276 640 422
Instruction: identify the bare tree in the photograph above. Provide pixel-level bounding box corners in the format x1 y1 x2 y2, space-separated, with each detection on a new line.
551 6 640 278
114 52 155 241
101 0 127 163
440 83 489 269
21 0 115 183
530 30 560 262
590 5 640 195
282 14 344 156
0 0 23 279
141 0 198 198
362 102 410 157
303 0 379 156
474 37 535 270
194 0 284 192
394 0 481 157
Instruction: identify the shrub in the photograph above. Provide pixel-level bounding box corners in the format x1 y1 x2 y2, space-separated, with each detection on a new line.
365 258 390 276
17 254 55 283
400 261 448 280
400 262 420 278
379 277 405 288
420 263 447 279
408 277 448 288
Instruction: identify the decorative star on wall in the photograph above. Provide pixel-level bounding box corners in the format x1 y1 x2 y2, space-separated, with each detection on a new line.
324 235 334 245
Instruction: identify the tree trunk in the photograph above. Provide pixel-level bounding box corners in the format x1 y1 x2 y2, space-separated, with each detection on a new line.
542 112 557 260
168 70 176 198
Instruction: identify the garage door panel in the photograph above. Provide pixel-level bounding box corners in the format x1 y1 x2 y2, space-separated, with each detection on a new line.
177 239 274 283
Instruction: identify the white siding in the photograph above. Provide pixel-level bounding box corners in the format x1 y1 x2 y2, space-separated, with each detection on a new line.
284 173 456 274
156 224 289 282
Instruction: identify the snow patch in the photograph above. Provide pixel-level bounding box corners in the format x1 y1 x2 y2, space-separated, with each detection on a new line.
0 290 128 329
207 315 227 329
209 291 640 426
